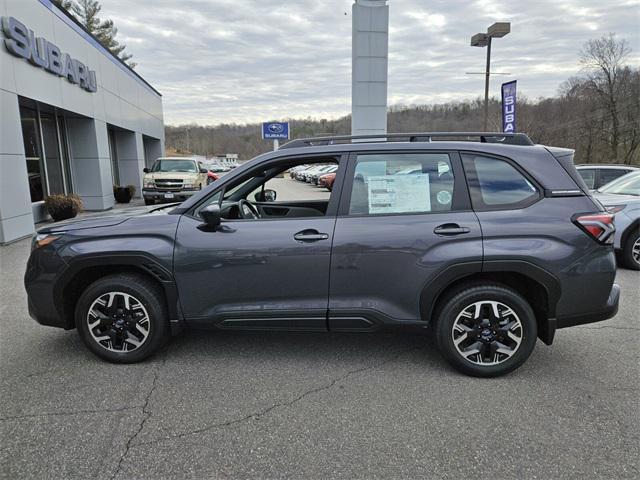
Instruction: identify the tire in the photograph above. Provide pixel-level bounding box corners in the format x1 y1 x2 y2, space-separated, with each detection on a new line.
434 283 537 377
621 229 640 270
144 198 155 206
75 273 169 363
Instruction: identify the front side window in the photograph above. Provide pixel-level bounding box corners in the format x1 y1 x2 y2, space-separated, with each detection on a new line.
194 158 339 220
463 154 538 208
348 153 455 215
152 159 198 173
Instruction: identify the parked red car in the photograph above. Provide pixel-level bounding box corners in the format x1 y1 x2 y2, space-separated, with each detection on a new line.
318 172 336 191
207 171 220 185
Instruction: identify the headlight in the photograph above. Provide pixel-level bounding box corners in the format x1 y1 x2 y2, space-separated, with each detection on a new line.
183 183 194 189
31 233 61 251
605 205 626 214
144 181 155 188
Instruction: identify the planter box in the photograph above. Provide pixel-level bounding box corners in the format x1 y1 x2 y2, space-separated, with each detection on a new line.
114 187 134 203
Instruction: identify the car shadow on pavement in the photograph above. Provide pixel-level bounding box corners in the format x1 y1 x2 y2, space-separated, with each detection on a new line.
169 328 433 360
30 327 448 371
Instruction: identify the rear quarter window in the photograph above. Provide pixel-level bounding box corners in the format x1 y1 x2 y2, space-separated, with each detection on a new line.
462 153 540 210
578 168 596 189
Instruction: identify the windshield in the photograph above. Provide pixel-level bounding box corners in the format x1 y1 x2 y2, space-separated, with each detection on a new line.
598 171 640 196
152 159 198 173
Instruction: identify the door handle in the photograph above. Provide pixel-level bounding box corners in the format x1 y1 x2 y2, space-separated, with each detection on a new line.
294 229 329 242
433 223 471 236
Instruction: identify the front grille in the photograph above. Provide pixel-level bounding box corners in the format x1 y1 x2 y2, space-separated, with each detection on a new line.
154 179 183 190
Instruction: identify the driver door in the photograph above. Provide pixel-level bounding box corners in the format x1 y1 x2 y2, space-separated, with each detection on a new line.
173 156 345 331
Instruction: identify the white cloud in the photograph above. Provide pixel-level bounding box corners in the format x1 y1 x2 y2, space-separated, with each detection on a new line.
98 0 639 125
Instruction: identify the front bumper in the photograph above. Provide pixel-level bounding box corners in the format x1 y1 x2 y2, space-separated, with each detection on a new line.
556 283 621 329
25 244 70 329
143 189 198 202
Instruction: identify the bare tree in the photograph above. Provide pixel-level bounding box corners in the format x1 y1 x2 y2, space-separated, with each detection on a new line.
579 34 631 162
56 0 136 68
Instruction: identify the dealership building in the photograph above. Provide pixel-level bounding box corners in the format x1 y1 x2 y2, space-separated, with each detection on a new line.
0 0 164 244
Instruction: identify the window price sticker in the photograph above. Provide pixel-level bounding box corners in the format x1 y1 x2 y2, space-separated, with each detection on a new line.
368 174 431 214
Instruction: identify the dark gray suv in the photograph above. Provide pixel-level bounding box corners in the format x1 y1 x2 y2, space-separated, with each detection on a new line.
25 133 620 377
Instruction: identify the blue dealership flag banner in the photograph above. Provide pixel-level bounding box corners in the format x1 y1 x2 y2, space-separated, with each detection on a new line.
501 80 517 133
262 122 290 140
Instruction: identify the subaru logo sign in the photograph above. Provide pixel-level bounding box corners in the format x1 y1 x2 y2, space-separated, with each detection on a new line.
262 122 289 140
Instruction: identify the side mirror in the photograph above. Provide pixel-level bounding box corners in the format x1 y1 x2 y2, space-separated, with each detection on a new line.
254 189 277 202
199 204 221 228
200 168 208 174
143 167 150 173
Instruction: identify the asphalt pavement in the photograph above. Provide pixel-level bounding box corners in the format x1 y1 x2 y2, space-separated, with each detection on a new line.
1 183 639 479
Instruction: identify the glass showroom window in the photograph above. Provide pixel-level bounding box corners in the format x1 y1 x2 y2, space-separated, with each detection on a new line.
19 103 72 202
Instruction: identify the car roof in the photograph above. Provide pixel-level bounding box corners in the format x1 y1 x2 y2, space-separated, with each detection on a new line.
262 140 552 160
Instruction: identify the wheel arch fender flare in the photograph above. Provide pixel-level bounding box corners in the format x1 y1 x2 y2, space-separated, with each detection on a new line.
55 252 184 332
420 260 561 343
620 218 640 249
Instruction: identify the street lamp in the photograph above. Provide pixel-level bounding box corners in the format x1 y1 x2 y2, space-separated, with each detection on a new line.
470 22 510 131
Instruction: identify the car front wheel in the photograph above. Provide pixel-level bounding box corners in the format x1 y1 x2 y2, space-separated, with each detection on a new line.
435 283 537 377
75 274 169 363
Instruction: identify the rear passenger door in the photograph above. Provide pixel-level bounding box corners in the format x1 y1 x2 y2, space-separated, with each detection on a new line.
460 152 546 266
328 151 483 330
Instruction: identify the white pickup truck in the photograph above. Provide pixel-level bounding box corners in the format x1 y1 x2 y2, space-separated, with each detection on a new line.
142 157 209 205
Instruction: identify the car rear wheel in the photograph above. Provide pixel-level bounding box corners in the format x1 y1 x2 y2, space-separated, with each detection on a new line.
621 230 640 270
75 274 169 363
435 283 537 377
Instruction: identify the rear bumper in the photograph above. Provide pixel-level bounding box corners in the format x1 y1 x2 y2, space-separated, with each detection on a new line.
556 282 620 329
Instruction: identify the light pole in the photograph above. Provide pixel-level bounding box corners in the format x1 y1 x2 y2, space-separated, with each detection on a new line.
470 22 510 131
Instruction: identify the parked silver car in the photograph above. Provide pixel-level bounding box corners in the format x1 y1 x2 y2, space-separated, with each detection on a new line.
576 164 638 190
594 170 640 269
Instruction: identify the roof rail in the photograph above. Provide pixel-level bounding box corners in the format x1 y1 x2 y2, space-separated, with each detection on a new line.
279 132 534 149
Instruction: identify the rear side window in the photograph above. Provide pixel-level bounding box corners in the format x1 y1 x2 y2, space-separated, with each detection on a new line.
347 153 456 215
599 169 627 188
462 154 539 209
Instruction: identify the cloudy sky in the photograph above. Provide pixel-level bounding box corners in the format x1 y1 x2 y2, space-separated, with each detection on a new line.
99 0 640 126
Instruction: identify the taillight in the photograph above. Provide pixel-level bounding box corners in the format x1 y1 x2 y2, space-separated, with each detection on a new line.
573 213 615 244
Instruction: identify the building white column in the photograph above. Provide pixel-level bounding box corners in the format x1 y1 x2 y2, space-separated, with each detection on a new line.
0 89 35 244
351 0 389 136
143 136 163 168
115 131 145 197
66 118 115 211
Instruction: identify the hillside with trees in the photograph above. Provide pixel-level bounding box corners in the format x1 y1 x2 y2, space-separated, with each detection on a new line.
166 35 638 165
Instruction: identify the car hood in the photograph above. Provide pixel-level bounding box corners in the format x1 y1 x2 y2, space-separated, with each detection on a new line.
145 171 199 180
592 192 640 206
38 204 178 233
